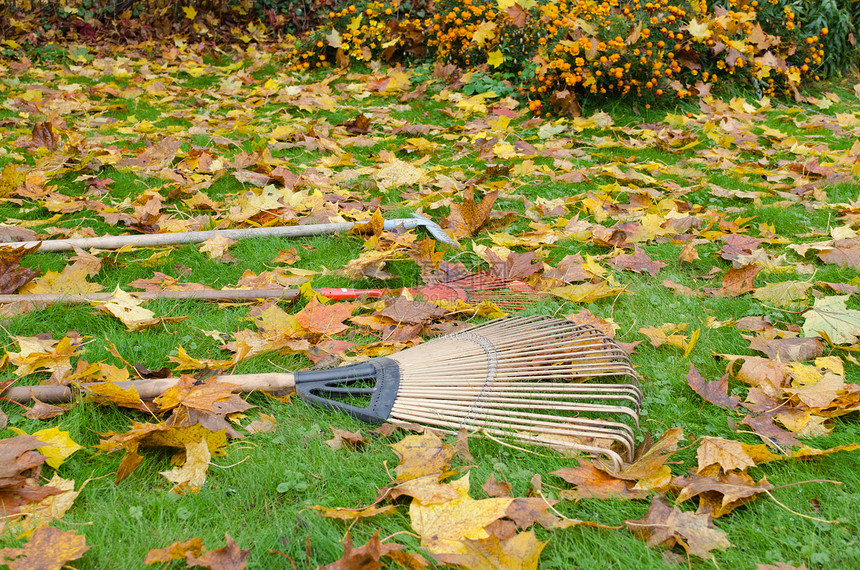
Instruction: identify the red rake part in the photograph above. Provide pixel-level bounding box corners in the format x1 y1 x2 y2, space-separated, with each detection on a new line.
320 273 543 311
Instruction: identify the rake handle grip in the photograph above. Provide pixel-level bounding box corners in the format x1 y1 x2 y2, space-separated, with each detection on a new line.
1 373 297 404
317 287 397 300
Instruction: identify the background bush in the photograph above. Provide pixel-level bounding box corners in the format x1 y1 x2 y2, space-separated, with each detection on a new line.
1 0 856 112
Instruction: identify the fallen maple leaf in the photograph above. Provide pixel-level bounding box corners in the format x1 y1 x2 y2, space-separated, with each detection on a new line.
144 537 204 564
0 434 47 479
199 235 238 262
746 336 824 361
553 461 649 500
609 246 667 276
325 426 368 450
626 496 732 561
97 287 187 331
0 525 89 569
549 281 629 303
481 475 512 498
160 438 211 494
673 470 772 518
696 437 756 473
295 298 355 336
97 422 227 483
606 427 684 491
718 264 761 297
10 426 81 469
0 244 39 294
390 431 456 483
19 256 103 295
23 397 68 420
431 530 547 570
185 533 250 570
409 473 514 555
445 184 498 238
311 503 398 521
378 296 447 325
321 532 427 570
752 280 812 308
802 295 860 344
244 413 277 434
686 364 740 410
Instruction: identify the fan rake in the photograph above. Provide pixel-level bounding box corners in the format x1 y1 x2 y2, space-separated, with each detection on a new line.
2 315 641 467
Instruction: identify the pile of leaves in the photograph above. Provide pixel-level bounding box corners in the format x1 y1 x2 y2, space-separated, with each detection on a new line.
0 32 859 568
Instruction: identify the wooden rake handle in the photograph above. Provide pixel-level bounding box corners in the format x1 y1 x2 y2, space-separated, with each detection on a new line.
0 289 302 305
1 373 297 404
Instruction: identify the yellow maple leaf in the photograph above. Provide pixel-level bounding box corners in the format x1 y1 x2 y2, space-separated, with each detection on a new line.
472 21 497 47
12 426 82 469
686 18 711 40
199 235 236 260
487 49 505 68
550 281 628 303
160 438 211 494
97 288 157 330
20 259 104 295
2 474 82 535
409 473 514 554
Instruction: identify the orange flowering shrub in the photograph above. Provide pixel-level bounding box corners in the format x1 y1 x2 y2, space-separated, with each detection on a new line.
292 0 827 112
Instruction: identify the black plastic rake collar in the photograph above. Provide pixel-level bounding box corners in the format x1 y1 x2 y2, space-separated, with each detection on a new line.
293 357 401 424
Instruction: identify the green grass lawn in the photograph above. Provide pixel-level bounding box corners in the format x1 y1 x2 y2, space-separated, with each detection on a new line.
1 43 859 569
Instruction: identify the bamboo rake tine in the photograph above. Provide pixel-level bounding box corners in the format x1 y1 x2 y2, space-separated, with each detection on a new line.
386 418 628 469
388 410 635 461
389 406 636 446
392 397 640 423
395 389 642 409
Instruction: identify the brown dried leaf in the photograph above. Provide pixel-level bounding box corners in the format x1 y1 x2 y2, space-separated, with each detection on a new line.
609 246 667 276
553 461 649 500
740 415 802 448
686 364 740 410
720 265 761 296
377 297 447 325
31 122 58 150
0 245 40 294
390 431 456 483
626 496 732 561
325 427 368 450
321 532 426 570
185 533 250 570
696 437 756 473
0 525 89 569
482 475 513 498
0 434 48 478
245 413 277 434
144 537 204 564
746 336 824 361
446 185 498 238
295 298 355 336
673 470 771 517
23 398 68 420
431 531 546 570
